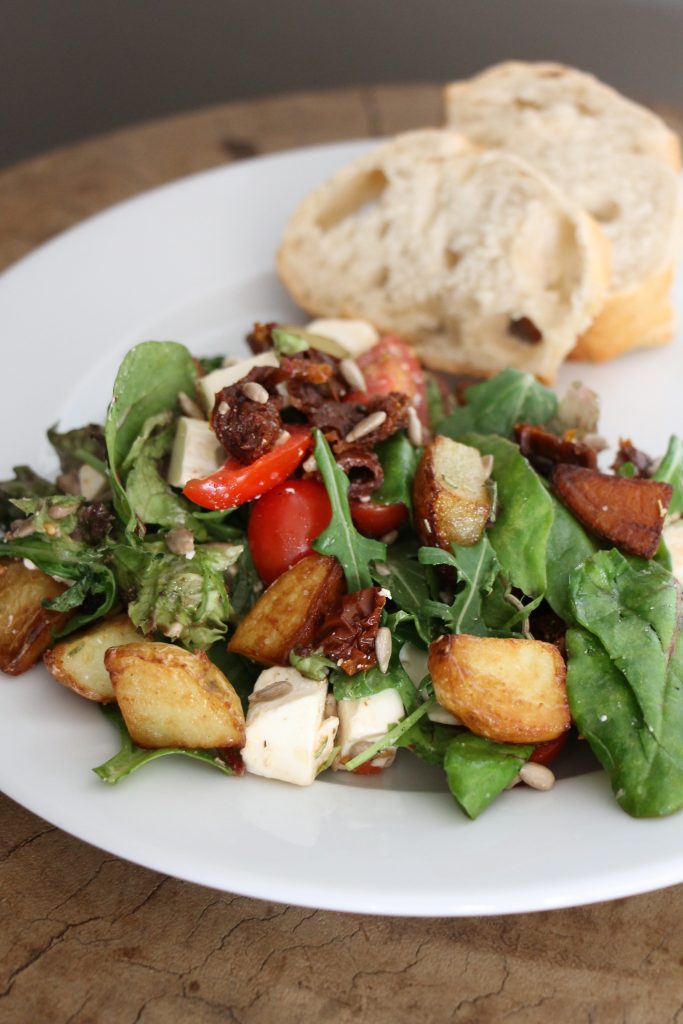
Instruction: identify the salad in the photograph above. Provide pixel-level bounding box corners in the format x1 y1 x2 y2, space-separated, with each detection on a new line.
1 319 682 820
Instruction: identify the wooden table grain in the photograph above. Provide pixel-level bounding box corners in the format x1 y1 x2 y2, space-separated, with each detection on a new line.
2 85 683 1024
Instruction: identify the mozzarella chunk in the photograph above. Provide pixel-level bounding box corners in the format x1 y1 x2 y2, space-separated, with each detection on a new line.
399 642 461 726
242 667 339 786
664 519 683 585
197 352 279 411
337 687 404 767
167 417 225 488
306 318 379 358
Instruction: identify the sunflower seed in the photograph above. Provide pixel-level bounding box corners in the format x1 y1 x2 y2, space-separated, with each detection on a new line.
374 562 391 577
249 680 293 704
345 410 387 443
407 405 423 447
481 454 494 479
178 391 204 419
242 381 270 404
380 529 398 545
9 518 36 539
217 401 230 415
165 527 195 556
519 762 556 791
340 358 366 392
302 455 318 474
48 504 74 520
275 430 291 446
375 626 392 673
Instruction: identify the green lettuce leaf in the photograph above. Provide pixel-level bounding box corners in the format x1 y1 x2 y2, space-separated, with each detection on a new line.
93 705 236 783
0 467 56 526
439 368 557 441
443 734 533 819
47 423 107 474
290 650 338 681
311 429 386 591
567 549 683 816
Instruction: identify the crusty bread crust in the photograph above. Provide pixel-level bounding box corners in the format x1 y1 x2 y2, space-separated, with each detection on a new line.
570 266 675 362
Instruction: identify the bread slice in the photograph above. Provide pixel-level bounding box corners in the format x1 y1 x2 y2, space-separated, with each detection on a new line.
443 62 683 361
277 129 609 383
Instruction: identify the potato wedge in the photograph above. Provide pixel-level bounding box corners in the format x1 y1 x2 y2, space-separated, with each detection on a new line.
44 614 143 702
228 552 344 665
429 633 569 743
105 642 245 749
552 464 672 559
0 559 70 675
414 436 492 549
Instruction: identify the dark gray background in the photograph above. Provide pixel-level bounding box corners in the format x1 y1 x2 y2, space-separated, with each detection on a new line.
3 0 683 168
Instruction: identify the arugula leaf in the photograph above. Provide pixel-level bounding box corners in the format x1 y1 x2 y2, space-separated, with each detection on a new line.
481 577 544 636
0 467 57 526
443 734 533 819
370 541 434 645
463 434 553 597
197 355 225 374
311 429 386 591
290 650 338 680
439 368 557 441
567 549 683 816
419 535 500 636
47 423 107 474
331 654 420 713
105 341 197 525
373 432 421 514
653 435 683 516
93 705 236 783
344 698 435 771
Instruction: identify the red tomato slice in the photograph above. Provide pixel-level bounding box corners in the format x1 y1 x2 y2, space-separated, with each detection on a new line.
183 426 312 510
529 732 568 767
247 478 332 585
347 335 428 426
350 500 408 538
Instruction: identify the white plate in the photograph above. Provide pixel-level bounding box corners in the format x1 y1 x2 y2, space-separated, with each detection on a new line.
1 141 682 917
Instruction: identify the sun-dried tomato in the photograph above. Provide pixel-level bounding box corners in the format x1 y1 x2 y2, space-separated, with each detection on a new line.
75 502 114 545
212 378 283 465
312 393 410 452
314 587 387 675
612 438 653 478
515 422 597 476
280 352 335 386
246 321 277 354
333 449 384 500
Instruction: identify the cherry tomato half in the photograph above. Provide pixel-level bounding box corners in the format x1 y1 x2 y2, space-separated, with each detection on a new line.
529 732 569 767
183 425 311 510
247 478 332 585
350 500 408 538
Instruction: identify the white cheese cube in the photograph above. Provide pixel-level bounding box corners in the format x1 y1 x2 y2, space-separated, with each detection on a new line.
399 642 461 726
197 352 279 411
167 417 225 488
664 519 683 585
242 667 339 787
306 318 379 358
337 687 404 766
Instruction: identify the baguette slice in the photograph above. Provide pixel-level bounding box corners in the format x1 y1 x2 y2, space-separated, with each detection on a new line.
443 62 683 361
278 129 609 383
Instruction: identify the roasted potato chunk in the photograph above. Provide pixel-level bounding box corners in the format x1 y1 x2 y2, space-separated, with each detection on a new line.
429 633 569 743
0 559 70 675
414 436 492 549
105 642 245 749
552 464 672 559
228 552 345 665
44 614 143 702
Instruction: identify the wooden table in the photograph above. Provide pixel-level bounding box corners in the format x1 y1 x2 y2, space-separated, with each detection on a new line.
3 85 683 1024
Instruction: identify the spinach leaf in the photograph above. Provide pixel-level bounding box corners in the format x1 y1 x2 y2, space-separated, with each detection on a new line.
653 435 683 516
93 705 236 784
332 655 420 713
312 429 386 591
0 468 57 526
370 541 434 645
47 423 107 474
439 368 557 440
544 493 598 625
420 534 499 636
443 734 533 819
373 432 421 514
105 341 197 524
207 644 260 713
463 434 553 597
395 717 455 766
568 549 683 816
